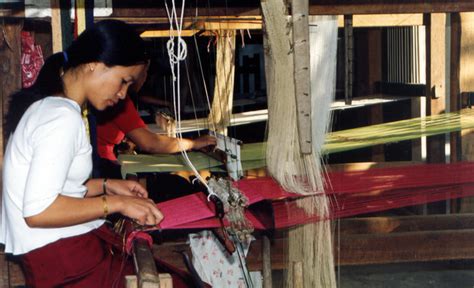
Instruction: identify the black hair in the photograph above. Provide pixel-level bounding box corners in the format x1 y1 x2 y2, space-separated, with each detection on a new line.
5 19 148 136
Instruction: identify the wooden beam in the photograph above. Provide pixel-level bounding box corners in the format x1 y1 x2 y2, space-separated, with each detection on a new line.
337 14 424 27
292 0 312 154
460 13 474 93
111 6 261 18
50 0 72 53
0 19 22 150
106 14 422 28
310 0 474 15
111 1 474 18
76 0 87 34
140 18 262 38
50 0 63 52
338 229 474 265
344 15 354 105
339 214 474 234
450 13 462 167
459 13 474 213
425 13 447 167
140 30 198 38
262 235 272 288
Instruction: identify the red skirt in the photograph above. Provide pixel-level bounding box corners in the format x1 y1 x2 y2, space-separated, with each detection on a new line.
21 225 134 288
20 224 199 288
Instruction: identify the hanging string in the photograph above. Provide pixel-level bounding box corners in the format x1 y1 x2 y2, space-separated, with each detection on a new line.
193 34 215 132
165 0 219 200
192 4 216 133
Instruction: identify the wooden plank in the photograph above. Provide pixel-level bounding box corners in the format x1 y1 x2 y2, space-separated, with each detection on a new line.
126 274 173 288
158 274 173 288
426 13 447 113
110 1 474 18
425 13 447 166
76 0 87 35
309 0 474 15
262 235 272 288
339 214 474 234
111 6 261 18
459 13 474 213
141 30 198 38
460 13 474 93
105 14 422 28
338 14 423 27
50 0 72 52
292 0 312 154
365 28 384 161
0 19 22 151
338 229 474 265
449 13 462 168
50 0 63 53
344 15 354 105
133 238 160 288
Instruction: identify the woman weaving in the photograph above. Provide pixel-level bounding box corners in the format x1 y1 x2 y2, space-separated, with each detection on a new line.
1 20 164 287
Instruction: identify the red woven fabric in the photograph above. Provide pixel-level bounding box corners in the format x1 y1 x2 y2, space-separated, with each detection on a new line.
155 162 474 230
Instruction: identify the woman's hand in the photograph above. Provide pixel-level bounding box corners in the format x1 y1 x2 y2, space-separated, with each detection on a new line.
109 195 164 226
191 135 217 151
105 180 163 226
104 179 148 198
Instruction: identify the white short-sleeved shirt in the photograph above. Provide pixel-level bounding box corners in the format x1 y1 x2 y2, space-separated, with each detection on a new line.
0 96 104 255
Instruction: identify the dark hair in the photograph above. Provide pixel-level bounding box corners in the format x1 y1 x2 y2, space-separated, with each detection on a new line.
5 19 148 136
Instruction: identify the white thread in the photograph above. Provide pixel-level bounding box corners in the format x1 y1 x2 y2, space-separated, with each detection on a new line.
165 0 219 201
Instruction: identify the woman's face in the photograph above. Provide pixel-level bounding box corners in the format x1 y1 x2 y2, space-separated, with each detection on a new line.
84 63 147 111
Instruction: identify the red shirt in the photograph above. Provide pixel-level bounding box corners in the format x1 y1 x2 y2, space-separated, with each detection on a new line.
97 97 146 161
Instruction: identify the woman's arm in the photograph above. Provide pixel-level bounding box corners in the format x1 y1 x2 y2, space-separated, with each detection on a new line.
84 178 148 198
25 194 162 228
127 127 216 154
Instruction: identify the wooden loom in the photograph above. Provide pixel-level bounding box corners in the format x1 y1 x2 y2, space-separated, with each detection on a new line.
5 0 474 287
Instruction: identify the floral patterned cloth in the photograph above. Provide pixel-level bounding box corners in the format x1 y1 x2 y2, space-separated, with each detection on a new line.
189 230 262 287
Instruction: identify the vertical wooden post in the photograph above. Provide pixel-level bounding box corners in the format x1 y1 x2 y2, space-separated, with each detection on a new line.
449 13 462 213
344 15 354 105
459 13 474 213
0 19 22 150
292 0 312 154
50 0 72 53
449 14 461 160
424 13 448 214
262 235 272 288
424 13 447 164
50 0 63 53
367 28 384 162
